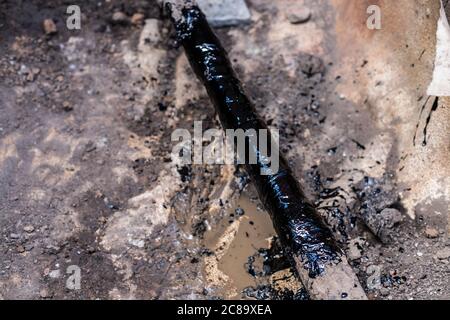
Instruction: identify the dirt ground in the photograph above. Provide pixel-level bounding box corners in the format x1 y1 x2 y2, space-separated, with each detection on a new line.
0 0 449 300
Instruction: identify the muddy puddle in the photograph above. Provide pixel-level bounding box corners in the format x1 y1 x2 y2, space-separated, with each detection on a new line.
203 190 305 300
203 192 274 298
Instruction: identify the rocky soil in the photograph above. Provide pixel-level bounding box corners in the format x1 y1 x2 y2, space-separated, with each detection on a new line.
0 0 448 300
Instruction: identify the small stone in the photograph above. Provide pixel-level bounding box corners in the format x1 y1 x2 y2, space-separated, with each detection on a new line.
10 233 20 239
112 11 129 25
347 238 364 260
435 248 450 260
46 244 61 254
16 245 25 253
287 8 312 24
43 19 57 35
32 67 41 75
40 288 49 298
376 208 403 243
62 101 73 111
129 239 145 248
23 225 35 233
380 288 390 296
197 0 251 27
49 269 61 279
18 64 29 75
131 13 145 26
235 207 245 216
26 73 35 82
26 68 40 82
84 141 96 153
424 227 439 239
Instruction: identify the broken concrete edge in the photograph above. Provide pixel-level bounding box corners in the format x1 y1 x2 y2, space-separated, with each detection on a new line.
427 0 450 96
162 0 251 28
197 0 251 27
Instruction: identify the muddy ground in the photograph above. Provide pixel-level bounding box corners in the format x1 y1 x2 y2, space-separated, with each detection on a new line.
0 0 449 300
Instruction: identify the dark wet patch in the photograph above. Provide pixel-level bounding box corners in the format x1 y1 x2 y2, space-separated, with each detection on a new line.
245 238 292 278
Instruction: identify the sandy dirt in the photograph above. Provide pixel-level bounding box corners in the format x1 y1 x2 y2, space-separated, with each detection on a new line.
0 0 448 300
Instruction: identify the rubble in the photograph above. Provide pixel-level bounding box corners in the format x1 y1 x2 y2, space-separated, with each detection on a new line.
23 225 35 233
435 248 450 260
197 0 251 27
287 8 312 24
424 227 439 239
354 176 403 244
43 19 57 35
131 13 145 26
62 101 73 112
111 11 129 25
347 238 364 261
427 0 450 96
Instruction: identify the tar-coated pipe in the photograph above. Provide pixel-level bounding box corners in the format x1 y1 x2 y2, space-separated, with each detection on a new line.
165 1 367 300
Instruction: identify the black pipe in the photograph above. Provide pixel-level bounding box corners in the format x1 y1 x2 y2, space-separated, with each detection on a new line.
168 4 343 278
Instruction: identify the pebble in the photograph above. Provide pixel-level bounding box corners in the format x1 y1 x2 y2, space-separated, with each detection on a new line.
424 227 439 239
62 101 73 111
10 233 20 239
378 207 403 241
380 288 390 296
32 67 41 75
347 238 363 260
130 239 145 248
26 73 35 82
235 207 245 216
287 8 312 24
23 225 35 233
49 269 61 279
131 13 145 26
40 288 49 298
43 19 57 35
46 244 61 254
197 0 251 27
112 11 129 24
435 248 450 260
